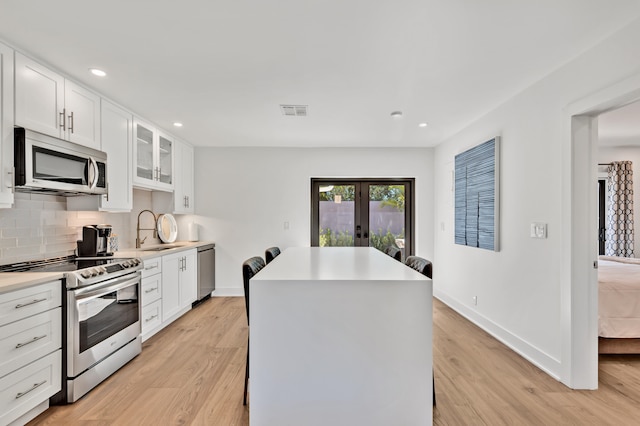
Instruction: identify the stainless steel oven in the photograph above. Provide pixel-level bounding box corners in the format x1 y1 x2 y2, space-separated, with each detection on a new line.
67 267 141 401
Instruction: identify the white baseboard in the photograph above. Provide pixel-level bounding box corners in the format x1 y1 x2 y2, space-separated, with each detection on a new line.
434 289 561 381
212 288 244 297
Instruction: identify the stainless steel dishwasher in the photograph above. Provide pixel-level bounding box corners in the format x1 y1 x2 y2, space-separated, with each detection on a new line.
194 244 215 306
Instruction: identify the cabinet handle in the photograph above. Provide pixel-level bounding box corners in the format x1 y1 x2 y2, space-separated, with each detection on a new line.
145 314 158 322
6 166 15 190
145 265 158 270
59 108 66 131
15 334 47 349
15 380 47 399
15 298 47 309
68 111 74 134
145 287 157 293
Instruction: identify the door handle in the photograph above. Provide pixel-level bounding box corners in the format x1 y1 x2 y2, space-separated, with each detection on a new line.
88 157 98 190
59 108 66 131
68 111 74 134
356 225 361 238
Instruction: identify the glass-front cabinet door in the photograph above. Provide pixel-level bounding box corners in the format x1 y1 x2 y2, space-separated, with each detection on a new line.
157 132 173 186
135 121 154 182
133 118 173 191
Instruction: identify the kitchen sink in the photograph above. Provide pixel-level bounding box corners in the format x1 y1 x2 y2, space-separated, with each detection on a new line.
142 244 182 252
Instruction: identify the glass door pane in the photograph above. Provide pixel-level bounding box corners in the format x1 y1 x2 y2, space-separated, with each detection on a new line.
318 184 356 247
158 135 173 184
311 178 413 255
368 184 406 259
136 123 154 181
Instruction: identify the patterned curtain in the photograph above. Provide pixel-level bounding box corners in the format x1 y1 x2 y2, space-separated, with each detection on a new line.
605 161 634 257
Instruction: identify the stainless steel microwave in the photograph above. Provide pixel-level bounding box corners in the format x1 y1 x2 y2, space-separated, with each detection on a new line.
14 127 107 196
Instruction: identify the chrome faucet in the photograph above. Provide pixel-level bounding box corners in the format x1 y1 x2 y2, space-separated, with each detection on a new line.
136 209 158 248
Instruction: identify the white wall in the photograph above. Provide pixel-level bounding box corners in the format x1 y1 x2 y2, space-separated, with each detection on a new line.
433 17 640 380
188 147 433 295
598 146 640 256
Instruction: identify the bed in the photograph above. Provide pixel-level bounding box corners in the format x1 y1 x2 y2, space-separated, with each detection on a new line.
598 255 640 354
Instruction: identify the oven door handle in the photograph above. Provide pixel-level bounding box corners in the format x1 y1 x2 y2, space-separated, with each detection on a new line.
74 274 140 300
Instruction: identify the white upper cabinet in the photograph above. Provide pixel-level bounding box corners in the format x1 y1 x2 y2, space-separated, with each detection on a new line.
0 42 14 208
151 138 194 214
100 100 133 210
64 80 100 148
15 53 100 149
67 99 133 212
133 119 173 191
173 139 194 214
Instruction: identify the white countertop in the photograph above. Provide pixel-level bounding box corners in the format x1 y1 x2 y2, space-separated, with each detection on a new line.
253 246 428 282
0 240 214 294
112 240 215 260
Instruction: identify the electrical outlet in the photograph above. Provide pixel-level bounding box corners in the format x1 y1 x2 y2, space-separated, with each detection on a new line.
473 296 478 306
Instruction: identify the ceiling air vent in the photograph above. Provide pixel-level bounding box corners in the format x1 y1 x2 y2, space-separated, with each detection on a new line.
280 104 308 117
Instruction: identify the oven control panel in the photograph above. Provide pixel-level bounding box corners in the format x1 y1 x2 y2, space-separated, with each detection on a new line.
68 258 142 289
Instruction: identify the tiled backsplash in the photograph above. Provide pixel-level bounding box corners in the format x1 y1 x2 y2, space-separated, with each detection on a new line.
0 193 129 264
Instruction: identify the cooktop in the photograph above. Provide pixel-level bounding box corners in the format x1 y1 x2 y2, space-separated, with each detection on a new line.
0 256 132 273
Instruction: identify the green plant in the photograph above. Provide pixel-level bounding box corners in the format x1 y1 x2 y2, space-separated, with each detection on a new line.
319 228 354 247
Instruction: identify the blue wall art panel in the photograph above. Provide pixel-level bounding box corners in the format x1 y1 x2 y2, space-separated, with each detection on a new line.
454 137 500 251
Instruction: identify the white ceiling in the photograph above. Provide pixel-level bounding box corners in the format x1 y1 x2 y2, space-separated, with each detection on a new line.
1 0 639 148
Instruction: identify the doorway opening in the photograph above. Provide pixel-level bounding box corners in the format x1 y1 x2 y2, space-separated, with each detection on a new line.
310 178 415 260
565 73 640 389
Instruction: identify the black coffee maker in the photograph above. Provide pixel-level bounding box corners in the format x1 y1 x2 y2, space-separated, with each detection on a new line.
77 224 114 257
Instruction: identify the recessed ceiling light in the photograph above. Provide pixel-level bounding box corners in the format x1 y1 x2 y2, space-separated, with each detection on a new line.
173 122 183 127
89 68 106 77
418 123 428 128
390 111 403 118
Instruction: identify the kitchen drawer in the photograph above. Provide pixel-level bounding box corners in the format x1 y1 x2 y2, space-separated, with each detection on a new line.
142 299 162 336
0 281 61 327
0 308 61 378
142 274 162 306
0 350 61 426
142 258 162 279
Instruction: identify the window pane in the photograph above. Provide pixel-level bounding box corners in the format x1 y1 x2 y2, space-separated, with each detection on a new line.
369 184 405 259
318 185 355 247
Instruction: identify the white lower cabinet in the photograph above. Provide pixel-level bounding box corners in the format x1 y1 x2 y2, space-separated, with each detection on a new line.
141 257 163 342
0 280 62 426
162 249 197 324
1 351 61 426
141 249 198 342
141 300 162 337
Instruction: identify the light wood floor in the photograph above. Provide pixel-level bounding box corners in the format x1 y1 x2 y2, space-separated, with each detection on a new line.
30 297 640 425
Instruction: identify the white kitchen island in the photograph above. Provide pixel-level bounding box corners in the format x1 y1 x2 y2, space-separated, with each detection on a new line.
250 247 433 425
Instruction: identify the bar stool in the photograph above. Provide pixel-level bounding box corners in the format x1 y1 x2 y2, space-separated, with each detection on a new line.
242 256 266 405
385 246 402 261
265 246 281 264
404 255 436 406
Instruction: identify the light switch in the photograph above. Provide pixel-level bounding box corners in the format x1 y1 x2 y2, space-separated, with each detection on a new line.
530 222 547 239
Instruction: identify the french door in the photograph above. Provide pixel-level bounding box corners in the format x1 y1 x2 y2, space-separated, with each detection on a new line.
311 178 414 259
